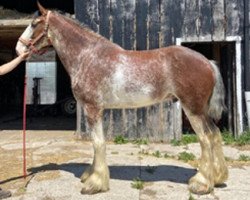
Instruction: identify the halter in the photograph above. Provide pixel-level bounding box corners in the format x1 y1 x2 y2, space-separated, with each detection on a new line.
19 11 52 54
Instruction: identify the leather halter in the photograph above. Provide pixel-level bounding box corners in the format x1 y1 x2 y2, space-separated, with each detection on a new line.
19 11 52 54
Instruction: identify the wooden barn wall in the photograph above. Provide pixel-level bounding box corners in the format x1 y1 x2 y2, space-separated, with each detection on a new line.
74 0 244 142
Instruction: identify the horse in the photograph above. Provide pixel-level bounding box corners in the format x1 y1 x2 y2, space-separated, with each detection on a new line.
16 3 228 195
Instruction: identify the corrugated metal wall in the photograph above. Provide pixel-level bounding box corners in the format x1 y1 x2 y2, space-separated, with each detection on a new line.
74 0 244 141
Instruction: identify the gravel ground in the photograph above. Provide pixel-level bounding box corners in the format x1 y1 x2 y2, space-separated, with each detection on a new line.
0 130 249 200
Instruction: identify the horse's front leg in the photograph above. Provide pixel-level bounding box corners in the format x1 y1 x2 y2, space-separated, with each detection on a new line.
80 104 109 194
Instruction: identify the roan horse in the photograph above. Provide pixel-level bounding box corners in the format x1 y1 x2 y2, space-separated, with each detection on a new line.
16 3 228 195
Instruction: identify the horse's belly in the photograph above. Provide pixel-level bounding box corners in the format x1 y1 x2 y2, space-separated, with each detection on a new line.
103 90 156 109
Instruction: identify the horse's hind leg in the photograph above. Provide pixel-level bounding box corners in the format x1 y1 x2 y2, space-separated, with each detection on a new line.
210 124 228 185
184 110 215 194
80 104 109 194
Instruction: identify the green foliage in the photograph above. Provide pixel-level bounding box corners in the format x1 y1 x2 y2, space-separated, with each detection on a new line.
221 130 235 145
171 134 198 146
131 177 144 190
114 135 129 144
170 139 181 146
236 131 250 145
222 130 250 146
178 151 196 162
133 138 149 145
152 150 162 158
188 193 196 200
238 154 250 161
164 153 171 159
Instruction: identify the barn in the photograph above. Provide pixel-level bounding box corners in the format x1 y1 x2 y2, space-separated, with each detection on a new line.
0 0 249 141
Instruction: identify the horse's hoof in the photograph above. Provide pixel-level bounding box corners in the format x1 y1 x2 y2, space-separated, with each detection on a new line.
188 173 213 195
81 170 109 195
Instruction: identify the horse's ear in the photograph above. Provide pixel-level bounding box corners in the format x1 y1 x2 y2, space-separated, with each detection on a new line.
37 1 47 15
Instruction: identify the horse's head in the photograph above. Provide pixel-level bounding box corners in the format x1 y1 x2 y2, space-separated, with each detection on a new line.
16 2 52 55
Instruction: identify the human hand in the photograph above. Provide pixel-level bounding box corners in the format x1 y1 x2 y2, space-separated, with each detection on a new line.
19 51 31 60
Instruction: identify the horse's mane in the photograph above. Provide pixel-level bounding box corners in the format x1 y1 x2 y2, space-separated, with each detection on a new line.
48 9 123 50
53 10 103 40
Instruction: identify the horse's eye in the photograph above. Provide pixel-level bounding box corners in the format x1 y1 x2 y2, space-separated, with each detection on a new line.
31 18 42 27
31 22 36 28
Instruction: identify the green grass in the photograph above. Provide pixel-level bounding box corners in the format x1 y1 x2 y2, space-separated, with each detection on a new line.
238 154 250 161
170 130 250 147
164 153 171 159
221 130 235 145
171 134 198 146
222 130 250 146
178 151 196 162
133 138 149 145
152 150 162 158
114 135 129 144
188 193 196 200
131 177 144 190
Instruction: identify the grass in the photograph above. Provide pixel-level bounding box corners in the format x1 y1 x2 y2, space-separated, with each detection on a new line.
114 135 149 145
114 135 129 144
222 130 250 146
164 153 171 159
238 154 250 161
188 193 196 200
131 177 144 190
170 134 198 146
178 151 196 162
170 130 250 147
152 150 162 158
133 138 149 145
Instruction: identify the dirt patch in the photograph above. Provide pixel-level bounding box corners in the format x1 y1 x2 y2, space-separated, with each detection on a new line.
33 171 61 182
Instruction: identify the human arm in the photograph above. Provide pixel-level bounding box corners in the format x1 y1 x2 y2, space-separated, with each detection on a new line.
0 51 30 75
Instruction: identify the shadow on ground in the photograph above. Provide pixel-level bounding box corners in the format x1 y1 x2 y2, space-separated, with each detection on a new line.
1 163 196 185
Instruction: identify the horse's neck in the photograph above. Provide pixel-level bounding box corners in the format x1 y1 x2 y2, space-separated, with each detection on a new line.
48 13 103 76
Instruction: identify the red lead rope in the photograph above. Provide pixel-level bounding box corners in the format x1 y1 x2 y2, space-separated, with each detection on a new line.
22 74 27 178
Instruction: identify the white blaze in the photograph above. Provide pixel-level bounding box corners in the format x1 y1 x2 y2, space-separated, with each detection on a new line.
16 25 33 55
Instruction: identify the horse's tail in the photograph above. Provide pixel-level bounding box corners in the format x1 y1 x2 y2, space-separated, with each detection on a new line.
208 60 227 121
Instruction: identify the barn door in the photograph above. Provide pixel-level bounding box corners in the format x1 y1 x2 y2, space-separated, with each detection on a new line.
220 43 235 134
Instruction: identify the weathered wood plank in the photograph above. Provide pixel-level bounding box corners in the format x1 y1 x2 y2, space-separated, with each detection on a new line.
182 0 200 41
122 0 137 139
160 1 172 46
111 0 123 46
160 1 184 46
137 108 147 139
225 0 244 37
146 0 162 142
123 0 136 50
98 0 111 38
136 0 148 50
162 101 174 142
171 1 185 42
74 0 99 32
146 104 161 142
103 109 113 140
112 109 124 136
148 0 160 49
211 0 225 40
125 109 137 139
199 0 212 40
